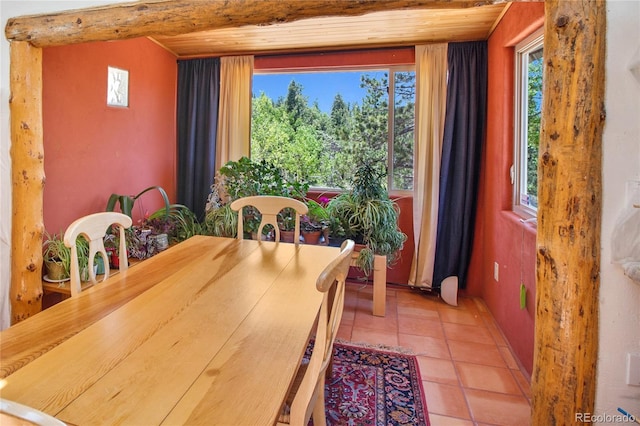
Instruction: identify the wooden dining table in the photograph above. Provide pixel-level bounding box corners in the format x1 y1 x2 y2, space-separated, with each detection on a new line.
0 235 341 425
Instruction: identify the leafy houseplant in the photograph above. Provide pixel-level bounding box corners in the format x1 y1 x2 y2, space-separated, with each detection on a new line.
205 157 309 239
106 185 171 219
43 232 91 281
105 186 191 263
301 199 330 244
204 204 237 238
278 208 297 232
328 162 407 275
277 207 298 243
43 231 71 280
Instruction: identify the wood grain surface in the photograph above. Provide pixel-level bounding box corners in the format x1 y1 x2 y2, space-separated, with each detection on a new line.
1 236 339 425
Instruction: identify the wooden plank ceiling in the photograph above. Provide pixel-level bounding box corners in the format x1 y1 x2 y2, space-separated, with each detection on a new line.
151 3 510 58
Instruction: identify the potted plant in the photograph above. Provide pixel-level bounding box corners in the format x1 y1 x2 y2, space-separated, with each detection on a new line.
103 227 136 268
203 203 237 238
43 231 71 281
205 157 309 239
277 208 298 243
328 161 407 275
43 231 91 281
145 204 202 245
301 199 329 245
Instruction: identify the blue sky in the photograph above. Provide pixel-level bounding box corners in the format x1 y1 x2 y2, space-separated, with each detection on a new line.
253 71 385 113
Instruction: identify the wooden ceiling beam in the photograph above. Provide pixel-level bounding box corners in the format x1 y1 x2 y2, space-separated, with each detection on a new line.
5 0 511 48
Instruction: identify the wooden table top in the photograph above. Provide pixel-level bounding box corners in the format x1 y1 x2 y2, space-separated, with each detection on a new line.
0 236 340 425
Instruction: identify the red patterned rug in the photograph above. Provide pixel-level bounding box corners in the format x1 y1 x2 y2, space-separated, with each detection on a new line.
312 342 430 426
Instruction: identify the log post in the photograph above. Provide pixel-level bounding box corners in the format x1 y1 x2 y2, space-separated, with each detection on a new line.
9 41 44 323
532 1 605 424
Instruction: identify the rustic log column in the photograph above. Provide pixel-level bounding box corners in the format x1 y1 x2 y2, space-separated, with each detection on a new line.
9 41 44 323
531 1 606 424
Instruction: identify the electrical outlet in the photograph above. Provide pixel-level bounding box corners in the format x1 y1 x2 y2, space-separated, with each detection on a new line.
494 262 499 282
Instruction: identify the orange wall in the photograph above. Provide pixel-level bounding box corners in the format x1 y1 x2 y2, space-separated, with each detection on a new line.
466 2 545 376
43 37 177 234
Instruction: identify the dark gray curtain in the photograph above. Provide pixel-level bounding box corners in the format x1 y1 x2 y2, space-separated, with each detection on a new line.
176 58 220 220
433 41 487 290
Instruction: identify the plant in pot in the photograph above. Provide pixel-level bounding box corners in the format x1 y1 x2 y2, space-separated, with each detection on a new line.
145 204 202 246
103 226 138 268
43 232 91 281
204 157 309 239
327 161 407 275
43 231 71 281
301 199 330 245
277 208 298 243
203 203 237 238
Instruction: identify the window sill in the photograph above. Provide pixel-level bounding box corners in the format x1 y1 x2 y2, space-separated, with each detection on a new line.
502 210 538 231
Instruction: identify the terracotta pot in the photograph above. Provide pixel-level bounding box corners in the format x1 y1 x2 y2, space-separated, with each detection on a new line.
355 243 368 252
302 230 322 245
279 229 295 243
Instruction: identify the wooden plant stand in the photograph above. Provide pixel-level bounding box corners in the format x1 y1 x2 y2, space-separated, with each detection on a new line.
350 251 386 317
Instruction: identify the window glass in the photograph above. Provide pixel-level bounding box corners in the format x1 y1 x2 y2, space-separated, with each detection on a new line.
514 30 543 216
392 71 415 191
251 68 415 191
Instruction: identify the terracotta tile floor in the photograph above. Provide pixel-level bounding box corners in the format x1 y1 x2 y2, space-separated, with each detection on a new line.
338 281 532 426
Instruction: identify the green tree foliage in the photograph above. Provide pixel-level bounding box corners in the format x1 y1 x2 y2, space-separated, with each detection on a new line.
393 71 416 190
251 71 415 190
526 52 543 205
251 93 324 185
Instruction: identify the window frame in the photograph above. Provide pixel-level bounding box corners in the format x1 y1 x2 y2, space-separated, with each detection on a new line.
513 27 544 219
251 64 415 195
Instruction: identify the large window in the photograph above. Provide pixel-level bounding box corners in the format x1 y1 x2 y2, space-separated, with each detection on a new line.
513 29 543 216
251 67 415 192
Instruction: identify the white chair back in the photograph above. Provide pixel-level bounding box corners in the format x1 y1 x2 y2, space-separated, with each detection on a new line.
63 212 132 296
229 195 308 244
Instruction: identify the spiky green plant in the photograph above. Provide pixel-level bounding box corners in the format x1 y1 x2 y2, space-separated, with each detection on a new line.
328 161 407 275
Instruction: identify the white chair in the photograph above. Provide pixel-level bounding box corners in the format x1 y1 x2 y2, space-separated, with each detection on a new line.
277 239 355 426
229 195 308 244
63 212 132 297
